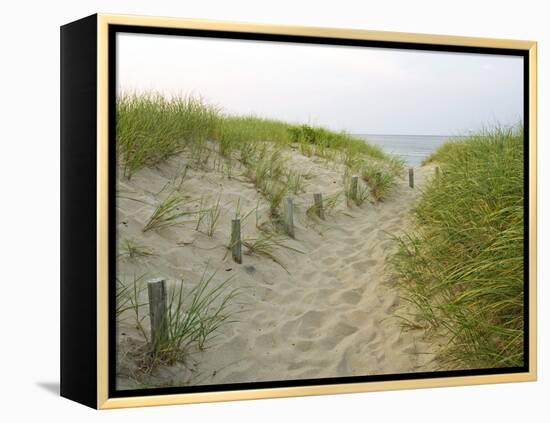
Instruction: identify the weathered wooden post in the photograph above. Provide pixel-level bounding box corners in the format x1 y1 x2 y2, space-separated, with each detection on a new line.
409 167 414 188
435 166 440 178
350 176 359 202
230 218 242 264
147 278 167 352
313 193 325 219
285 196 295 238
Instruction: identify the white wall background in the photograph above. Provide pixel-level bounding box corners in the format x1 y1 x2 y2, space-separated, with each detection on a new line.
0 0 546 421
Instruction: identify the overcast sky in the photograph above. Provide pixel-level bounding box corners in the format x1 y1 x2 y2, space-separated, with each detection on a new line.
117 33 523 136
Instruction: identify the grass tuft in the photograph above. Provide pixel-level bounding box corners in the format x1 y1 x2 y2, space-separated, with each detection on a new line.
286 170 306 195
155 266 240 363
344 173 370 207
243 232 304 272
361 160 403 202
116 274 150 341
143 193 197 232
118 239 155 259
195 193 224 237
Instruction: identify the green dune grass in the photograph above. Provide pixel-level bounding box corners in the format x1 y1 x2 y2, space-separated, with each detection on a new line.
117 93 220 178
390 125 524 369
116 92 403 203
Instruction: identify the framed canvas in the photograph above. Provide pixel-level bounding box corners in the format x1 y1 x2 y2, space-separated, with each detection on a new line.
60 13 537 409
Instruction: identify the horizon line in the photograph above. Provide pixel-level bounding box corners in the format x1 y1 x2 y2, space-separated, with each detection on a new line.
352 132 467 137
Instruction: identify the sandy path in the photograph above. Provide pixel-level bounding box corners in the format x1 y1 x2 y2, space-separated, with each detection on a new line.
116 149 437 389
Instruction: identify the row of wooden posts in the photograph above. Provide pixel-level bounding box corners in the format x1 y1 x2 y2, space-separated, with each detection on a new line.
145 166 440 351
231 192 321 264
230 167 434 264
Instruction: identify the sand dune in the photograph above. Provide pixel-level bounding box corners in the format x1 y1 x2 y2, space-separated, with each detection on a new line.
116 146 438 389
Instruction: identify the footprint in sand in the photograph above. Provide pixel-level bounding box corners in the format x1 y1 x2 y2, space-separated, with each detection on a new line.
336 248 354 258
359 225 376 236
257 286 276 302
301 270 318 282
305 288 337 306
255 331 278 349
322 256 339 266
342 253 360 264
320 270 338 281
338 289 363 305
350 260 377 273
342 236 361 246
319 321 358 349
295 310 327 337
346 310 369 326
293 340 313 353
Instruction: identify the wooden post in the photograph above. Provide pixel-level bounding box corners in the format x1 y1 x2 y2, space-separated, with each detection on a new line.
285 196 295 238
350 176 358 202
435 166 440 178
408 167 414 188
147 278 167 351
231 218 242 264
313 193 325 219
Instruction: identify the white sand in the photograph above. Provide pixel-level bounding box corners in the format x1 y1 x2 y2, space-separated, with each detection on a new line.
116 146 438 389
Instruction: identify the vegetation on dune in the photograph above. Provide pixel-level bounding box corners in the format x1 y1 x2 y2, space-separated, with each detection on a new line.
160 267 240 359
243 232 304 272
289 124 404 203
117 93 219 178
219 115 292 153
343 171 370 207
118 239 156 260
289 124 388 161
117 266 240 375
361 158 403 202
142 193 198 232
116 92 403 204
116 273 149 339
390 125 524 369
195 192 224 237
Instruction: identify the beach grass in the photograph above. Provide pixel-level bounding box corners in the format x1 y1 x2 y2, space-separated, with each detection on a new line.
117 93 398 176
344 172 370 207
286 170 305 195
116 266 240 376
117 93 220 178
117 93 404 229
243 232 304 272
219 115 292 152
118 239 156 259
289 124 388 161
390 125 524 369
119 266 240 377
361 160 403 202
143 193 198 232
157 267 240 362
116 274 150 340
195 192 224 237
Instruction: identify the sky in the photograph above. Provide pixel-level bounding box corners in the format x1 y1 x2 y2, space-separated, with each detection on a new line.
117 33 523 136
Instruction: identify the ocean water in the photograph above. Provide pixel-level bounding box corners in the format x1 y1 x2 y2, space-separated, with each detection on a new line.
355 134 453 167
